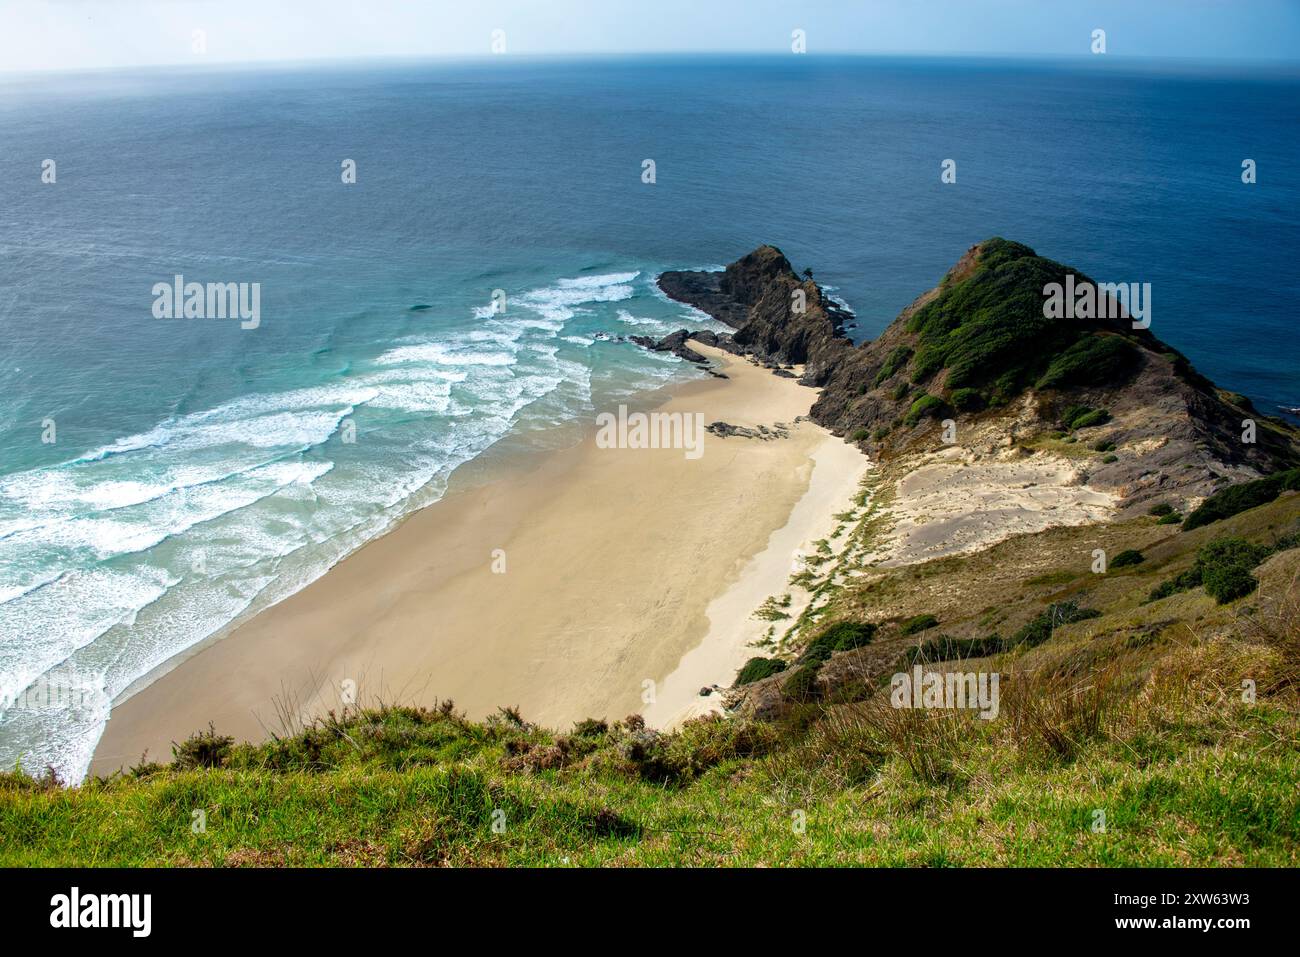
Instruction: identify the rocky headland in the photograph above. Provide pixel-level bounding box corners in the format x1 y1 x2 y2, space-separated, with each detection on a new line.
653 240 1300 516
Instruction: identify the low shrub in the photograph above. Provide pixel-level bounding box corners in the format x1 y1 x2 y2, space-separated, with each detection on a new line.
873 345 913 385
1148 503 1174 517
906 633 1005 664
1060 405 1095 430
1147 537 1271 605
619 715 780 784
1273 529 1300 553
1070 409 1111 430
1204 563 1260 604
570 718 609 739
172 724 234 770
783 663 822 702
900 613 940 636
905 393 948 427
950 387 985 412
736 656 787 686
1198 537 1270 604
1009 601 1101 650
800 621 877 663
1036 334 1139 390
1110 549 1144 568
662 716 780 774
1147 569 1201 603
1183 469 1300 530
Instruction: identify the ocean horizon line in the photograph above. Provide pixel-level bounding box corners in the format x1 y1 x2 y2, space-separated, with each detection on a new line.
5 49 1300 82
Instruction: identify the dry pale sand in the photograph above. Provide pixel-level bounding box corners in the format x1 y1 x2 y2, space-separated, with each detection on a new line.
90 344 866 775
643 436 867 727
865 445 1117 567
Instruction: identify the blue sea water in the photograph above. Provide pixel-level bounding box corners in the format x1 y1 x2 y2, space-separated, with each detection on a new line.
0 55 1296 779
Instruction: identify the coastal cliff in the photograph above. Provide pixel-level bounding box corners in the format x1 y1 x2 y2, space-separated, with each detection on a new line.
658 240 1300 512
658 245 854 380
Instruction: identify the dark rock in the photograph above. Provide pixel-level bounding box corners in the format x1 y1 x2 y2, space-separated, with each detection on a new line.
706 421 790 441
658 245 854 384
628 326 743 366
659 240 1300 505
629 329 706 363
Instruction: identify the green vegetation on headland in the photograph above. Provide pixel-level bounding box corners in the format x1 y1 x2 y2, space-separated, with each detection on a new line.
904 393 947 427
3 475 1297 867
807 239 1299 502
1060 404 1111 431
903 239 1145 406
873 345 913 387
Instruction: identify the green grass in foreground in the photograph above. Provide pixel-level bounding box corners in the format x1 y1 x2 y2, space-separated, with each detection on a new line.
3 603 1297 866
5 490 1299 868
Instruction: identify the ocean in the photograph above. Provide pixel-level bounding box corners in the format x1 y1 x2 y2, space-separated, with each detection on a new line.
0 54 1296 780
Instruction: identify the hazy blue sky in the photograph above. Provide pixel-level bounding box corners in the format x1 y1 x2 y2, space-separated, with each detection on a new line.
2 0 1298 73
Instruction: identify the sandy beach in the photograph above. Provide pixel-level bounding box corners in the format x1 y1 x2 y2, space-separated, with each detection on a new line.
90 345 867 775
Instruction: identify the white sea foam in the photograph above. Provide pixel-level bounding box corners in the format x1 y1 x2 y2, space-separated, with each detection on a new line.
614 308 662 326
73 386 381 463
375 342 516 367
0 564 178 719
827 292 855 314
0 461 334 589
516 271 638 325
0 263 707 782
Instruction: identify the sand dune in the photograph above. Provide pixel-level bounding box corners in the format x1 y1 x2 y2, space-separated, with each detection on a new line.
865 445 1116 567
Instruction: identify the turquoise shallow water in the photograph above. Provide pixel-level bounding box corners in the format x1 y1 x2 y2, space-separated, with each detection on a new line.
0 55 1296 779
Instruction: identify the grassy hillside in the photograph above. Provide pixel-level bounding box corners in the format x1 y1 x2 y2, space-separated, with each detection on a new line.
4 490 1297 867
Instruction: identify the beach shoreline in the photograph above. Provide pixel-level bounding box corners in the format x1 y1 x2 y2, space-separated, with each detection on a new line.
89 345 867 777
